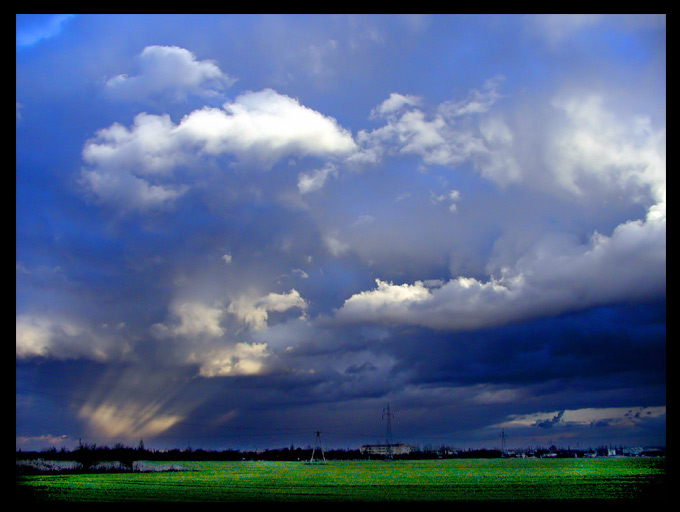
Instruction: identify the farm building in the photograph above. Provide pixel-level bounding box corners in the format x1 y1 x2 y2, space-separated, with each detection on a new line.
359 443 412 457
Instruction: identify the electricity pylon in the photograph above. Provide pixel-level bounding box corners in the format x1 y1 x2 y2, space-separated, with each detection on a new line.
383 403 394 459
309 431 326 464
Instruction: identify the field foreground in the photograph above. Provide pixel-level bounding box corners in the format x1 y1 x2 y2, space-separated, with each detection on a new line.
16 457 666 502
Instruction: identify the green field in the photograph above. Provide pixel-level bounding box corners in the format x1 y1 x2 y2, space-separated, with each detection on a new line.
16 457 666 502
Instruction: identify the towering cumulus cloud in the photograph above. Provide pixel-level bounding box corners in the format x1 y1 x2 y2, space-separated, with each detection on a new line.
80 88 357 212
337 86 665 332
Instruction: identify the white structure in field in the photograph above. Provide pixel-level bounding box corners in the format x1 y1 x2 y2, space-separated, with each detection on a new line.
360 443 412 457
360 403 412 457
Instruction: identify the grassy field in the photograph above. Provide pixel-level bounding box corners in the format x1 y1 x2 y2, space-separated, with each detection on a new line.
16 457 666 502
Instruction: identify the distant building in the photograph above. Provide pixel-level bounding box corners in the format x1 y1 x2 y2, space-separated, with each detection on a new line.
360 443 411 457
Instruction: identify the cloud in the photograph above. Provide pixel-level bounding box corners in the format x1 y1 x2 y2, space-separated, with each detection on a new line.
335 202 665 330
430 189 461 213
547 94 666 204
503 406 666 430
297 163 338 194
227 289 307 331
152 300 226 339
79 112 190 212
331 81 665 331
15 435 70 451
532 410 564 429
357 85 495 169
16 14 74 49
80 88 357 212
360 80 665 209
437 76 504 118
104 45 236 102
474 91 666 204
193 342 270 377
292 268 309 279
470 385 523 405
371 92 421 117
79 166 188 213
149 297 277 377
323 233 350 257
175 88 357 166
82 113 185 177
368 79 499 125
16 314 132 362
474 116 522 186
352 214 375 227
16 18 665 451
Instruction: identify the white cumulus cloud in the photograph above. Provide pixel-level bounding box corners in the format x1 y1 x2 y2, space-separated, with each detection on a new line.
80 88 357 212
175 89 357 167
194 342 270 377
16 314 131 361
335 200 665 330
371 92 422 117
227 289 308 331
104 45 236 102
152 300 226 340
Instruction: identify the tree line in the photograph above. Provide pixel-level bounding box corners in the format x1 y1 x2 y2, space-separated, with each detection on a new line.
16 441 508 469
17 441 664 472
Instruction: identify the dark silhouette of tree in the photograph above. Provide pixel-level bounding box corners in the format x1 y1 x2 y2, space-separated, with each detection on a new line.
73 440 99 471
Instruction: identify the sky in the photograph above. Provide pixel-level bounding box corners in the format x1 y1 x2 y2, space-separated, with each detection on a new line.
16 14 665 453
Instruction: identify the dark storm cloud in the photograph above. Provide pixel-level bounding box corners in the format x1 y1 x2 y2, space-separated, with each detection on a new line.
533 410 564 429
356 300 665 398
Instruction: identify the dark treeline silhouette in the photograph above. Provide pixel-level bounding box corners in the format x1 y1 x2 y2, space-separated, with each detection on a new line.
16 442 363 465
16 441 667 473
16 441 505 467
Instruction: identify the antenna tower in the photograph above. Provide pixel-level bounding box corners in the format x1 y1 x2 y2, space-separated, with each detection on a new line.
309 431 326 464
500 428 507 456
382 403 394 459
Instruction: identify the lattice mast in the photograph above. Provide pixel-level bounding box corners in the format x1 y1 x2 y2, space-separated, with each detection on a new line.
309 430 326 464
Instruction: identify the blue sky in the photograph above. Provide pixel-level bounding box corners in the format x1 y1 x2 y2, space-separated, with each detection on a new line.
17 14 665 452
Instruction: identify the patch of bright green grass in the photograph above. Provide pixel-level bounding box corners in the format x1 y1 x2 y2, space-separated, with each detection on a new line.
17 457 666 502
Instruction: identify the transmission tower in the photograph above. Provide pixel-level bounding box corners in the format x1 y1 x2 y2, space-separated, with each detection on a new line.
500 428 507 456
309 431 326 464
382 403 394 459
